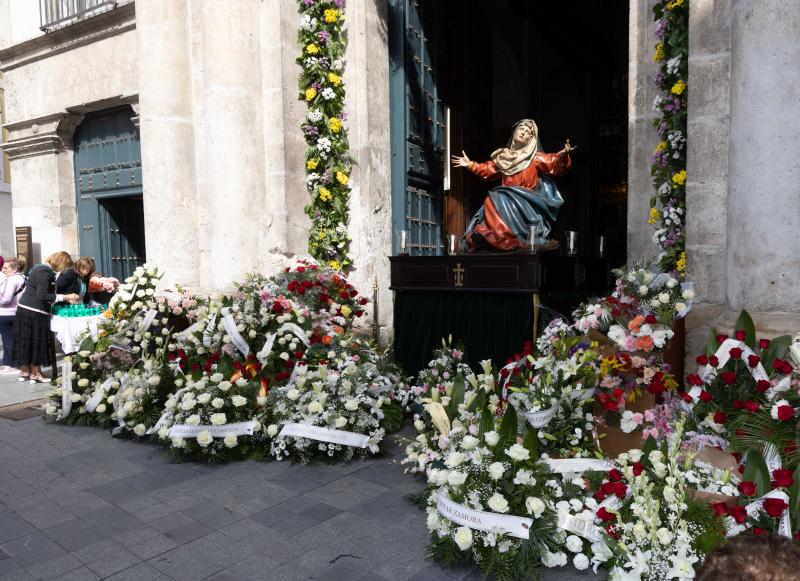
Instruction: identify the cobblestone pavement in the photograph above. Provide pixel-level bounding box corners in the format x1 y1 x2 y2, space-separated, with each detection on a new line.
0 417 604 580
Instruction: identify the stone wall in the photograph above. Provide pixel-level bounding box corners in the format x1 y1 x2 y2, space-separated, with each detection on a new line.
685 0 800 356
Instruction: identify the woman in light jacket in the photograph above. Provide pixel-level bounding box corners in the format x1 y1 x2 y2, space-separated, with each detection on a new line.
12 251 78 383
0 256 27 374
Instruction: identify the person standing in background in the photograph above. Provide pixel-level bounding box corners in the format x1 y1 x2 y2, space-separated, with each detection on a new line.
13 251 79 383
0 257 27 374
74 256 96 304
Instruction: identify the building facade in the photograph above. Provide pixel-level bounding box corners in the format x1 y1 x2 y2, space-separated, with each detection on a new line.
0 0 798 348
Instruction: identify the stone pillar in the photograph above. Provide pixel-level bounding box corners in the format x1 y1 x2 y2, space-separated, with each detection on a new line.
344 0 393 343
198 0 267 290
136 0 200 287
727 0 800 314
627 0 660 264
3 113 83 261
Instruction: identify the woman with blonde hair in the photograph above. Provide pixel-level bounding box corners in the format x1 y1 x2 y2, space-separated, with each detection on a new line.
12 251 79 383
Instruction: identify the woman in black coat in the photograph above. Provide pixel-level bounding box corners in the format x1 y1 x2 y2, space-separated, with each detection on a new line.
13 251 79 383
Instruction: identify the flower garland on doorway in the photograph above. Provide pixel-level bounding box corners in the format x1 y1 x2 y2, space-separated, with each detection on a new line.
649 0 688 275
297 0 352 271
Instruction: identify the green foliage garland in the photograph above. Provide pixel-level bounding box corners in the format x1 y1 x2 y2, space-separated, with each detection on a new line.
297 0 353 271
649 0 688 274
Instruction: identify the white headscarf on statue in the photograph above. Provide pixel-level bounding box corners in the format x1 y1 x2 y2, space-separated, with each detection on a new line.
489 118 540 176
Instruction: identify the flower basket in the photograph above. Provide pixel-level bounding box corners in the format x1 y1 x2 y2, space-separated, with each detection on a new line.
663 316 685 388
595 391 656 458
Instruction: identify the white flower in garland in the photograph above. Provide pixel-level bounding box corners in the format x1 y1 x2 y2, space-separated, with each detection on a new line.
300 14 317 31
321 87 336 100
307 108 323 122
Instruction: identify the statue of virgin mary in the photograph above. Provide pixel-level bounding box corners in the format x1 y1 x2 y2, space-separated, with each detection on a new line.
452 119 575 252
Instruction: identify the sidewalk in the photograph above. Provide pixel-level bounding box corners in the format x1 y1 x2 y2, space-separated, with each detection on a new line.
0 360 59 407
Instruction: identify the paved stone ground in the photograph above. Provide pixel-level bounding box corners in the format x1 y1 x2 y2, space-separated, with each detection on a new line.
0 415 606 581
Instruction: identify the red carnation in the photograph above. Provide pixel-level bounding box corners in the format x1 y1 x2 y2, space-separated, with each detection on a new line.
756 379 771 393
713 411 728 424
772 469 794 489
596 507 617 522
777 405 795 421
733 400 745 409
296 266 305 272
748 354 761 368
763 498 788 518
735 330 746 341
753 527 767 536
720 371 738 385
608 468 623 482
709 355 720 367
681 392 694 403
696 355 709 366
745 401 760 413
759 338 771 349
632 462 644 476
612 482 628 499
710 502 729 516
729 347 743 360
729 505 747 524
738 481 757 496
716 334 729 345
339 291 350 300
358 297 368 305
645 314 657 324
773 359 794 374
699 390 713 403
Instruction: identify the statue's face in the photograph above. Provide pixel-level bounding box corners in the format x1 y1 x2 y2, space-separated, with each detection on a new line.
513 124 533 147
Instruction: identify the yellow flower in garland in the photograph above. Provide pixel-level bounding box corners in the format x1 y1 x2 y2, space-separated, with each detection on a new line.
655 141 667 154
671 79 687 95
340 305 352 317
307 159 318 170
653 43 665 63
305 87 317 101
319 229 327 240
324 9 339 23
676 251 686 273
306 43 320 55
667 0 685 10
329 259 340 270
672 169 687 186
319 187 332 202
328 72 341 87
329 117 342 133
335 171 349 185
648 206 661 225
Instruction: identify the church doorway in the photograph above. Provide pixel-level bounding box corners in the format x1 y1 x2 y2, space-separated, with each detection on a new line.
73 106 146 281
389 0 629 266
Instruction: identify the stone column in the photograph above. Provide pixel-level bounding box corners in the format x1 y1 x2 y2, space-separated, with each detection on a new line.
194 0 267 291
726 0 800 316
136 0 200 287
627 0 660 263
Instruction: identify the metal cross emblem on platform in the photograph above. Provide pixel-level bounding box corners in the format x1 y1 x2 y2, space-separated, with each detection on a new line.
453 263 465 287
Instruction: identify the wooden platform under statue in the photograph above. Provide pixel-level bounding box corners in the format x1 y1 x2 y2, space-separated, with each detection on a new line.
389 252 610 374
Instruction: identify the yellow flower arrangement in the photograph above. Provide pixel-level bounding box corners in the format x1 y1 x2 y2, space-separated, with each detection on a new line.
667 0 685 10
676 251 686 273
648 206 661 225
329 118 342 133
329 259 340 270
307 159 318 170
324 9 339 23
655 141 667 154
335 171 348 185
319 229 327 240
671 79 687 95
306 43 319 55
672 170 687 186
319 187 332 202
340 305 352 317
328 72 341 87
305 87 317 101
653 43 665 63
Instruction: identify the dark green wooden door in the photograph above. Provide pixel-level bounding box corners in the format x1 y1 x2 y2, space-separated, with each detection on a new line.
74 106 145 279
389 0 446 255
